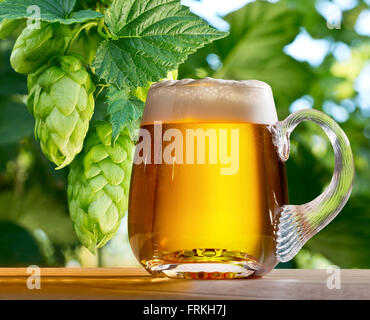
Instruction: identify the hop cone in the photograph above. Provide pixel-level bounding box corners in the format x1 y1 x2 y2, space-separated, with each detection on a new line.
10 22 72 74
27 55 95 169
67 122 134 252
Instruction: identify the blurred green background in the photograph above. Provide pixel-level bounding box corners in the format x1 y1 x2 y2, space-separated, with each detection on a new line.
0 0 369 268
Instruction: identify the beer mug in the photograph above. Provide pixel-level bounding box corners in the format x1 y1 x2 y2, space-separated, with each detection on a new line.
128 78 354 279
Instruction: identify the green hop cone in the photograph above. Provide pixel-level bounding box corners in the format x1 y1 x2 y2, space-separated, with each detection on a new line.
10 22 72 74
27 55 95 169
67 121 134 253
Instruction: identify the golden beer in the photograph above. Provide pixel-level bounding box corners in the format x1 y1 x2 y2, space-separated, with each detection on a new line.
129 121 288 278
128 78 354 279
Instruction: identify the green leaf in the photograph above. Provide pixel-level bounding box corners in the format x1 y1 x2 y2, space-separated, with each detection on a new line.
0 221 43 266
0 65 27 96
0 101 34 145
180 0 314 114
132 69 178 102
69 9 103 24
93 0 227 89
306 195 370 268
0 0 102 24
282 0 328 39
106 86 144 142
104 69 177 143
0 18 23 40
0 143 18 172
60 0 76 15
214 1 313 112
0 189 77 246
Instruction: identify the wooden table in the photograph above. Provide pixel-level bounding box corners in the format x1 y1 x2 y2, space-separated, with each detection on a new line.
0 268 369 300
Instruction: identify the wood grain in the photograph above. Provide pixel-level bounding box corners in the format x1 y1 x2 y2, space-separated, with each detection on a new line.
0 268 369 300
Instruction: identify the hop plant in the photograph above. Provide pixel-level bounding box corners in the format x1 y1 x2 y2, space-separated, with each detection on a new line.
27 55 95 169
67 121 134 252
68 29 102 65
0 0 226 253
10 22 72 74
0 19 20 40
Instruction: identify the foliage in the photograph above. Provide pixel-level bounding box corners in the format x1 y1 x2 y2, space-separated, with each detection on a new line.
0 221 43 267
0 101 34 145
0 189 76 266
0 0 225 256
180 0 314 113
0 0 102 24
106 86 144 143
0 188 76 246
93 0 225 90
0 0 368 268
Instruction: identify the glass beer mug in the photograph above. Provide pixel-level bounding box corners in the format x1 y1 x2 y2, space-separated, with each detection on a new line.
128 78 354 279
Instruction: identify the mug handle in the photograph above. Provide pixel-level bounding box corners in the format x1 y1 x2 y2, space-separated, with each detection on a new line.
269 109 355 262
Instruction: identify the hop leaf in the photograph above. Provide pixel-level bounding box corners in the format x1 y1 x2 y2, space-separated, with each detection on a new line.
0 0 103 25
106 86 144 143
67 121 134 253
93 0 227 89
0 19 21 40
10 22 72 74
106 70 178 144
27 55 95 169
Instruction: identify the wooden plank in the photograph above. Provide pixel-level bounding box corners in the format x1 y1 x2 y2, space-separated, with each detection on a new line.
0 267 148 277
0 268 369 300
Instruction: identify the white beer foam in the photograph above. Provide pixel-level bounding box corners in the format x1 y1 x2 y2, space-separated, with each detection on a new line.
142 78 278 125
